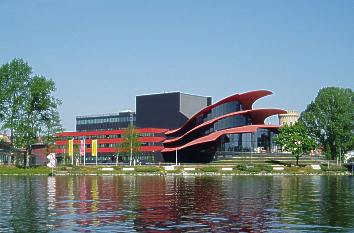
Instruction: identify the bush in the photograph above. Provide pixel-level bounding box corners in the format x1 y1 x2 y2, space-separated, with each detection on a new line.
134 166 161 173
320 165 347 172
199 166 218 172
234 164 247 171
234 164 272 173
248 164 273 173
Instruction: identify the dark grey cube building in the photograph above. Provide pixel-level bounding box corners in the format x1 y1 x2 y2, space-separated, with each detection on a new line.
136 92 212 129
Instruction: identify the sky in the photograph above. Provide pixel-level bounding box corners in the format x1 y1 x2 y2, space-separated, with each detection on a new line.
1 0 353 131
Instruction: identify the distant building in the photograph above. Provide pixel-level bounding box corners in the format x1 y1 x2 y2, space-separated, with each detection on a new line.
55 128 167 164
136 92 212 129
0 133 11 164
76 111 136 132
278 110 300 126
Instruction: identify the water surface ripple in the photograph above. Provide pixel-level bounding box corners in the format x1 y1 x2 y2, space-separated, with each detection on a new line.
0 175 353 232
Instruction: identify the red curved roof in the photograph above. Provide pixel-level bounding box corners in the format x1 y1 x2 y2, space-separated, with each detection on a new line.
163 108 286 145
162 124 280 153
165 90 272 136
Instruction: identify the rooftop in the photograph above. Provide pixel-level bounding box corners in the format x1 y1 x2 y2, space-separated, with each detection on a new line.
76 111 135 119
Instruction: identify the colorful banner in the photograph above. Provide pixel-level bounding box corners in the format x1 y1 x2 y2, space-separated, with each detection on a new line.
92 139 97 157
68 139 74 157
80 140 85 157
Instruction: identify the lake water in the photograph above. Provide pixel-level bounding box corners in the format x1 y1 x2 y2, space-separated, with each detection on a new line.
0 175 353 232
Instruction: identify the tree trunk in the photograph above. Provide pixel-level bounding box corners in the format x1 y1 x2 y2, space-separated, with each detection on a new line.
296 154 299 166
330 143 337 160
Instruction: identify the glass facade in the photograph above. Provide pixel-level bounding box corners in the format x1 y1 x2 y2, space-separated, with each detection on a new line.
204 101 243 122
218 129 276 154
220 133 255 153
213 115 249 132
166 114 250 148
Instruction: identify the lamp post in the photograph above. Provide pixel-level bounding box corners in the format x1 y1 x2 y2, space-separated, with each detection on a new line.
175 148 178 166
83 139 86 167
116 152 119 166
129 134 133 166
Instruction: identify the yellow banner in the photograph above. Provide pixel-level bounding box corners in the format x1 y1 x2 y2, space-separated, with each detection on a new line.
68 139 73 157
92 140 97 157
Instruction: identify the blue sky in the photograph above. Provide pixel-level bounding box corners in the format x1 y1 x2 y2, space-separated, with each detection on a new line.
1 0 353 131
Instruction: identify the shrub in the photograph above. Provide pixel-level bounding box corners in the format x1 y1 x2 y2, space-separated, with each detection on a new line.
199 166 218 172
246 164 272 173
320 165 347 172
135 166 161 173
234 164 247 171
234 164 272 173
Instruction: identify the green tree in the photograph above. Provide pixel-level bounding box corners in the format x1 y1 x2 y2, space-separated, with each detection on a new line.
0 58 31 164
0 58 63 167
119 124 141 166
275 122 317 166
301 87 353 160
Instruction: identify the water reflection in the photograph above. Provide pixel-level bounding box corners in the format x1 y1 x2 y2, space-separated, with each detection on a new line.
0 175 353 232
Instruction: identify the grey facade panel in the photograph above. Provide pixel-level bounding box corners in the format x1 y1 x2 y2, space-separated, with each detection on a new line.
179 93 212 118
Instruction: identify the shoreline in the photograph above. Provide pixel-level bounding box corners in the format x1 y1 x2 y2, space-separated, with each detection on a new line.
0 173 351 176
0 164 352 176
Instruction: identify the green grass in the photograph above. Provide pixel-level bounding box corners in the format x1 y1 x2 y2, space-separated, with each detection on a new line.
0 166 51 175
134 166 161 173
320 165 347 172
0 164 350 175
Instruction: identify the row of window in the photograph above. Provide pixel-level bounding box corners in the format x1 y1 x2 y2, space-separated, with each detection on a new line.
81 154 156 163
174 101 245 137
57 133 159 141
58 153 158 163
165 115 251 148
77 116 136 125
219 130 276 153
206 115 250 134
57 142 161 149
204 101 243 123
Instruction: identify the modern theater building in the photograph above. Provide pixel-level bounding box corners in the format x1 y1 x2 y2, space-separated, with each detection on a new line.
55 90 286 164
162 90 287 163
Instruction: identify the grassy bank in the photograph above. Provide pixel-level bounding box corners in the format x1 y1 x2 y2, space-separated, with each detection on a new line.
0 166 52 175
0 164 351 176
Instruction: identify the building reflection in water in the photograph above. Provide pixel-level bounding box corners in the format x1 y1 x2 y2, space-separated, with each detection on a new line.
48 176 313 232
47 176 227 232
4 175 348 232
